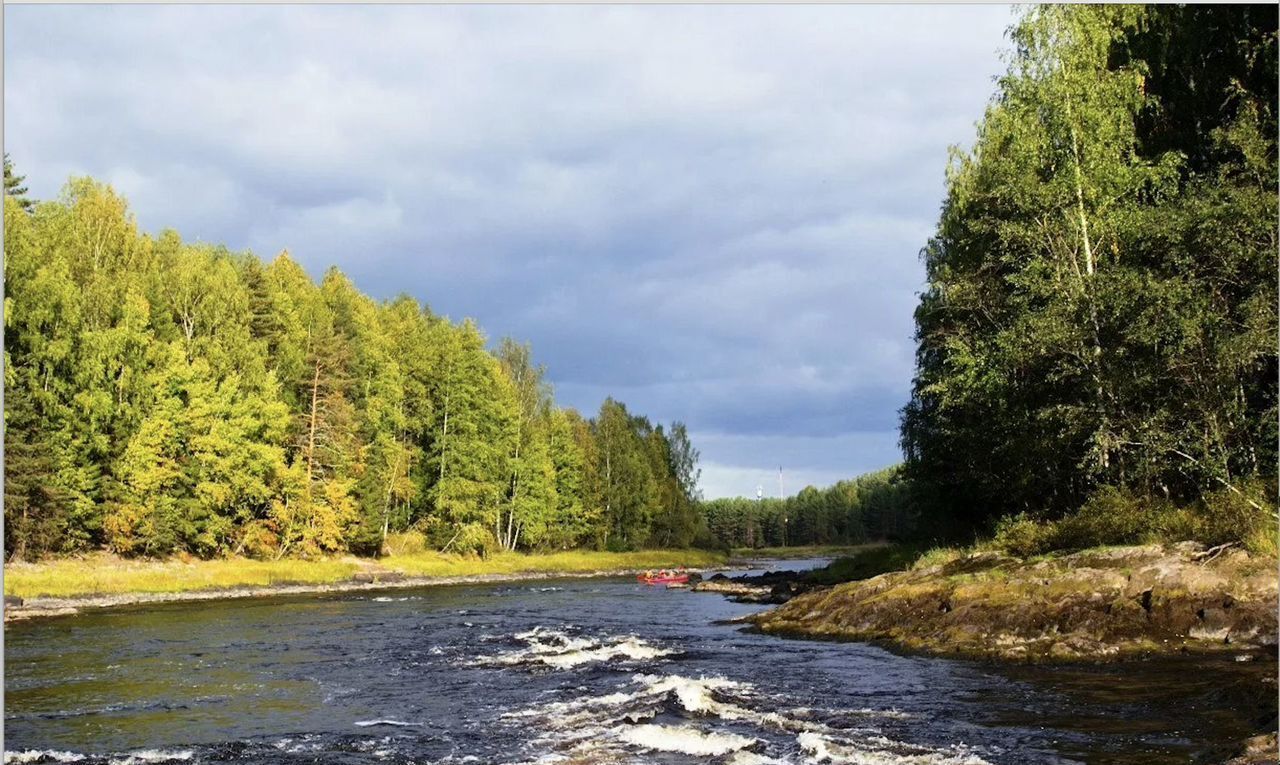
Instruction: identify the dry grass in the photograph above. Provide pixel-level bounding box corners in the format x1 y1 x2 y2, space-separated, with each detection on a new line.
4 553 361 599
381 548 725 577
4 547 727 600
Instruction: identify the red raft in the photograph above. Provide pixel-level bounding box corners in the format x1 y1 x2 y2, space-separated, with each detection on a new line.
637 572 689 586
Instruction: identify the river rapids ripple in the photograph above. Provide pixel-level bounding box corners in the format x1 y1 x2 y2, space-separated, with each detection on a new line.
5 559 1272 764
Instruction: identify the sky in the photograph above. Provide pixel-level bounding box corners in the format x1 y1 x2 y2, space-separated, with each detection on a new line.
4 5 1013 499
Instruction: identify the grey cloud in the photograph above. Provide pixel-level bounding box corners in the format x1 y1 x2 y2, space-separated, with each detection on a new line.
5 4 1012 497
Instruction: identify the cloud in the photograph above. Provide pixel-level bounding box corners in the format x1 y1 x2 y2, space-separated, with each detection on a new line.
4 4 1013 498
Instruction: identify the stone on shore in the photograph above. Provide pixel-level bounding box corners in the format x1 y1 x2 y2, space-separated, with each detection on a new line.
751 543 1278 662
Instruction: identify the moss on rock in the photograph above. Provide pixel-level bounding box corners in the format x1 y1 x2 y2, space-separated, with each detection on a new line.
752 543 1278 662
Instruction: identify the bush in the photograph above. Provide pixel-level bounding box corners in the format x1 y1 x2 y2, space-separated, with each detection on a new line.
382 531 428 556
990 513 1056 558
987 482 1278 558
1198 481 1277 557
806 544 925 585
911 546 966 570
239 520 281 559
1051 487 1170 550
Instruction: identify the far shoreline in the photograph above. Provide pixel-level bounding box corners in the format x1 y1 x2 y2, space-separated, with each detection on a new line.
3 562 739 623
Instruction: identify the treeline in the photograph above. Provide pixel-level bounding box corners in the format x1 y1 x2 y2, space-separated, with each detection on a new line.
902 7 1277 534
3 173 707 560
699 467 919 549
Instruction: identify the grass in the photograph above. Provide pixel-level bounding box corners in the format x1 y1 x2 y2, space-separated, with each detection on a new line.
4 553 361 599
381 548 725 577
4 548 727 600
910 546 967 570
804 544 926 586
730 544 886 560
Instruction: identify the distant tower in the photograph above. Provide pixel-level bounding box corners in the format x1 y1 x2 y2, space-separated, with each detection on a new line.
778 466 784 500
756 485 763 502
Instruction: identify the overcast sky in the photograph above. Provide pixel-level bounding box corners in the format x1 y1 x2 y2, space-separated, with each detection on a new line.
5 5 1013 499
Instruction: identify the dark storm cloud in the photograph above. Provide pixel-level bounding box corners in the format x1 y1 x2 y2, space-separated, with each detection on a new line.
4 4 1013 498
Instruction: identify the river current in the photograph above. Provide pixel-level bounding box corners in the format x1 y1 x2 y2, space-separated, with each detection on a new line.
4 559 1273 765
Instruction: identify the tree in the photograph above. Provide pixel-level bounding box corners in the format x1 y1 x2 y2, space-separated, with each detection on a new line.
4 154 33 213
901 5 1277 531
593 399 658 551
423 320 516 555
495 338 556 551
2 174 710 559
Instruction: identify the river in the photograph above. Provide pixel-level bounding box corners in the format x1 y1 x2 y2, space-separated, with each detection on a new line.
4 558 1272 764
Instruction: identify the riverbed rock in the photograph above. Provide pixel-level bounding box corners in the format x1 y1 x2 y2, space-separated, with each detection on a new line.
692 578 776 602
692 567 821 604
1224 733 1279 765
751 543 1279 662
352 571 407 584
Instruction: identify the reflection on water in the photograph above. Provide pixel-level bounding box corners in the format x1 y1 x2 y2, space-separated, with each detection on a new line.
4 559 1273 764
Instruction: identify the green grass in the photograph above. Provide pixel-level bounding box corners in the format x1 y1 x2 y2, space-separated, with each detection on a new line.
4 548 727 600
804 544 926 586
910 546 967 570
730 544 886 560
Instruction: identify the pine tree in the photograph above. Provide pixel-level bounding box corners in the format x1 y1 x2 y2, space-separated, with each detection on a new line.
3 154 33 213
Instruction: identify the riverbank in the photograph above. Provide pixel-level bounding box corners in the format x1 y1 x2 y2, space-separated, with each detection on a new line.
750 542 1278 662
729 543 885 560
3 549 725 620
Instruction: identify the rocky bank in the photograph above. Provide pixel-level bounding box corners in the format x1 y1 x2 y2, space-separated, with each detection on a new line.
751 542 1278 662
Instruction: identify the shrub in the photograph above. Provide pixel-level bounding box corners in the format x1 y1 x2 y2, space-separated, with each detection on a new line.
911 546 966 570
1198 481 1277 557
1151 506 1206 544
990 513 1056 558
382 531 428 557
986 482 1278 558
239 520 281 559
1051 487 1171 550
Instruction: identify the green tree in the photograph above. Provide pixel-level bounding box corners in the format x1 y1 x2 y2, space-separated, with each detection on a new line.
495 338 556 550
4 154 33 213
423 320 516 554
593 399 658 550
901 5 1277 532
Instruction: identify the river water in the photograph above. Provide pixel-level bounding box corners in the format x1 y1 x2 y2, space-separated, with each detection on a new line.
4 559 1273 765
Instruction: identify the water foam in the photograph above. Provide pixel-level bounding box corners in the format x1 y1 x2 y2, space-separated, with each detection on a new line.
618 724 757 756
797 731 991 764
475 627 679 670
354 719 421 727
107 751 193 765
504 672 992 765
4 752 86 764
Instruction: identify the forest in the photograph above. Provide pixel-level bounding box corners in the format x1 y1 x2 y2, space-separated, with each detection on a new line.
901 5 1277 550
5 5 1276 564
699 467 919 549
3 164 708 560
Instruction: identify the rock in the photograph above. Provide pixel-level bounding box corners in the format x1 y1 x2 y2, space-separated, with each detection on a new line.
1224 733 1278 765
1172 540 1207 555
353 570 406 585
751 543 1279 663
4 595 24 608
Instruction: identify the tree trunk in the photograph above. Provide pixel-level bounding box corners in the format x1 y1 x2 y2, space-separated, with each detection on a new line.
305 362 322 496
1067 100 1110 471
